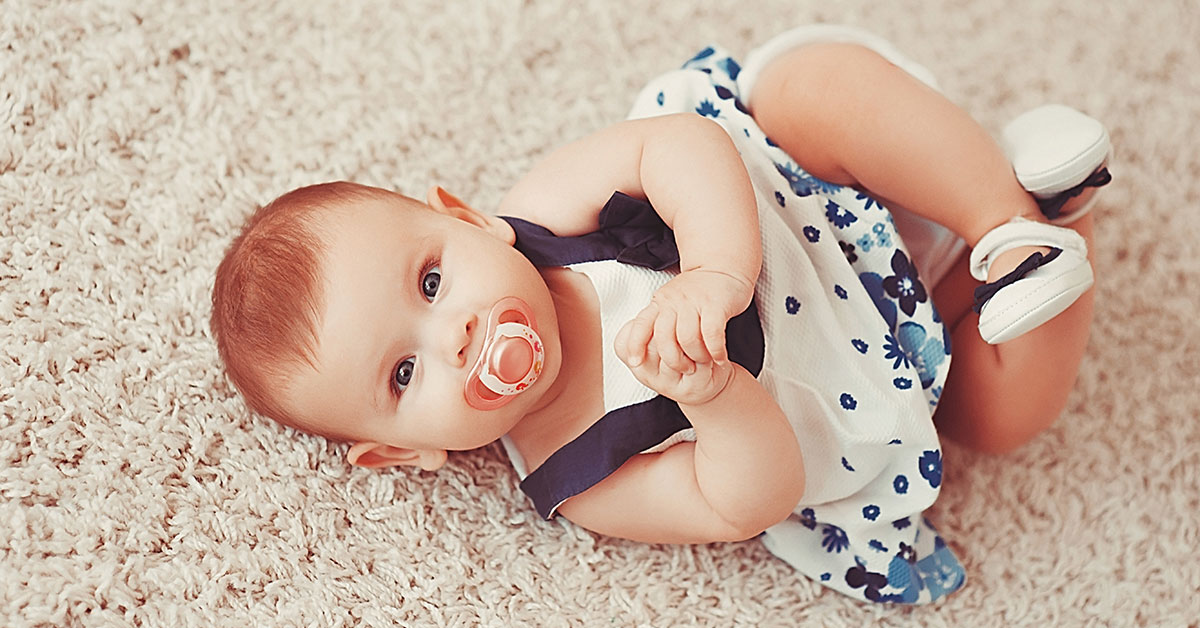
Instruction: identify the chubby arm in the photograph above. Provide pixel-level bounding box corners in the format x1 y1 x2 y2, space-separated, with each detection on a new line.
556 365 805 544
500 113 762 366
503 114 789 542
498 113 761 288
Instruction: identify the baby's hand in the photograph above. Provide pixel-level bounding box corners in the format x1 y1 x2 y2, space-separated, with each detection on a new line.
615 317 737 406
614 269 751 403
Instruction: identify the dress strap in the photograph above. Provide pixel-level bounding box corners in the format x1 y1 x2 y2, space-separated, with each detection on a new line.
500 191 680 270
519 396 692 519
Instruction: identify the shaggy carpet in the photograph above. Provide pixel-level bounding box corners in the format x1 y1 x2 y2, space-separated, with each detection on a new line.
3 0 1198 625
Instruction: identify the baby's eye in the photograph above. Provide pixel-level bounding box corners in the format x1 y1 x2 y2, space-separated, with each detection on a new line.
421 265 441 301
393 357 416 393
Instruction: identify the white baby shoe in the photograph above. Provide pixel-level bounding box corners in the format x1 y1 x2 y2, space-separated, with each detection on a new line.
970 217 1093 344
1002 104 1112 224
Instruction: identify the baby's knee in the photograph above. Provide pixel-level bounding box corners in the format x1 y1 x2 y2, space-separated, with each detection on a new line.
936 372 1072 455
981 410 1061 454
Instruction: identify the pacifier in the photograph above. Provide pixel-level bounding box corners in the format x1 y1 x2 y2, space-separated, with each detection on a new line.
464 296 545 410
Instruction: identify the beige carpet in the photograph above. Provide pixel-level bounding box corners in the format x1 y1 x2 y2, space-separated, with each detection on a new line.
3 0 1198 625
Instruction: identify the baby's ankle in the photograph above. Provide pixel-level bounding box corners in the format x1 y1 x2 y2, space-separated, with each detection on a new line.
984 243 1052 284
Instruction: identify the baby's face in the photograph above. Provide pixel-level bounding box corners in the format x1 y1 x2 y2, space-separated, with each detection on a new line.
281 195 562 452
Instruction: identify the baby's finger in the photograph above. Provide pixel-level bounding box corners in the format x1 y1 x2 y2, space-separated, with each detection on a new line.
643 336 662 373
624 303 658 366
675 308 711 364
653 307 690 373
619 335 660 392
614 320 634 365
701 306 729 363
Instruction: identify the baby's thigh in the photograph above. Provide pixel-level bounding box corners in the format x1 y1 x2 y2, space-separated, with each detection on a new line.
748 43 899 186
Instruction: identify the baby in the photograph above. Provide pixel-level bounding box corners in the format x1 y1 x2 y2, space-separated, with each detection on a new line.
210 25 1110 604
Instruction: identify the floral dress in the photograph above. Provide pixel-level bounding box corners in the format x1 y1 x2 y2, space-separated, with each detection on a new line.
500 25 966 604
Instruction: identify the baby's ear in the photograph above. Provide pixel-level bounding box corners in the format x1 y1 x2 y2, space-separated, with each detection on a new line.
347 442 447 471
426 185 515 245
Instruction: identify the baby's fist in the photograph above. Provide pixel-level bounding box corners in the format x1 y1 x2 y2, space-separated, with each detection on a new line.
615 318 736 406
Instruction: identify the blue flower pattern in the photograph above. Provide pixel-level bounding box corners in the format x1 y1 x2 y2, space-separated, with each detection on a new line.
774 162 841 198
822 524 850 553
854 222 894 254
825 200 857 228
722 57 741 79
882 250 927 317
695 100 721 118
840 241 858 264
684 46 716 64
882 333 910 370
895 322 946 389
856 191 883 211
919 450 943 489
860 272 898 332
872 222 893 247
661 43 961 606
856 232 876 253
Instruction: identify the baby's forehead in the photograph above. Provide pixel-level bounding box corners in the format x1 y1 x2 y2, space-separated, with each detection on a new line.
315 196 431 244
330 192 430 225
314 197 443 285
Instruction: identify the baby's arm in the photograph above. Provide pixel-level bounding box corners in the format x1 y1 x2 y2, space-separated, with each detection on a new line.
502 114 799 541
554 260 807 544
500 112 761 367
556 361 806 544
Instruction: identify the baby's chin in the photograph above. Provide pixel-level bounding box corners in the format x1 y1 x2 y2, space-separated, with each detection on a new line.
461 372 560 449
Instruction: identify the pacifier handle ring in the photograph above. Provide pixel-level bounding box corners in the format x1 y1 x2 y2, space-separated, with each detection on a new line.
464 297 544 410
476 322 543 396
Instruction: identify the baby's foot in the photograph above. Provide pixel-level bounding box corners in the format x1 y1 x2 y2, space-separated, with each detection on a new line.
983 242 1054 284
978 207 1055 285
969 217 1093 344
1003 104 1111 224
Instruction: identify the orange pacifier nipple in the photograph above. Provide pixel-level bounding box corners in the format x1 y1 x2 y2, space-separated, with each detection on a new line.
489 334 535 385
465 297 544 410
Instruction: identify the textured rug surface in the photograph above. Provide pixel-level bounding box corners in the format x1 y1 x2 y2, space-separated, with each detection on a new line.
3 0 1198 625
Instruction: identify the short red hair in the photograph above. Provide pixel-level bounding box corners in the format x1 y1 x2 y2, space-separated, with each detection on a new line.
210 181 399 436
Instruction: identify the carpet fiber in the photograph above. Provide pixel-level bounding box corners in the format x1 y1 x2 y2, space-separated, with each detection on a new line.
3 0 1198 625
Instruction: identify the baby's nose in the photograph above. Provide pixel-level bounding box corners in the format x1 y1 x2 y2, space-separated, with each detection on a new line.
442 312 476 367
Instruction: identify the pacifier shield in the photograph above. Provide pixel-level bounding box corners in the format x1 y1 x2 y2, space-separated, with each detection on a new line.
464 298 544 410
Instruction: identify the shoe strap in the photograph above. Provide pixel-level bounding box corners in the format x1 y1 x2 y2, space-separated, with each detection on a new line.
969 217 1089 281
971 248 1062 313
1038 167 1112 221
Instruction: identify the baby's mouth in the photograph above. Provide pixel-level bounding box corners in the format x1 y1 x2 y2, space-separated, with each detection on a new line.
464 297 544 410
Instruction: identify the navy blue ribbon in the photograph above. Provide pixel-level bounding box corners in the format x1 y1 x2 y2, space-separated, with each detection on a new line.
1037 167 1112 221
972 247 1063 313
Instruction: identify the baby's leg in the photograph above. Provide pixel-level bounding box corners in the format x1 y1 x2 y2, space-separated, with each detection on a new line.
750 42 1096 453
928 215 1094 453
749 43 1049 283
